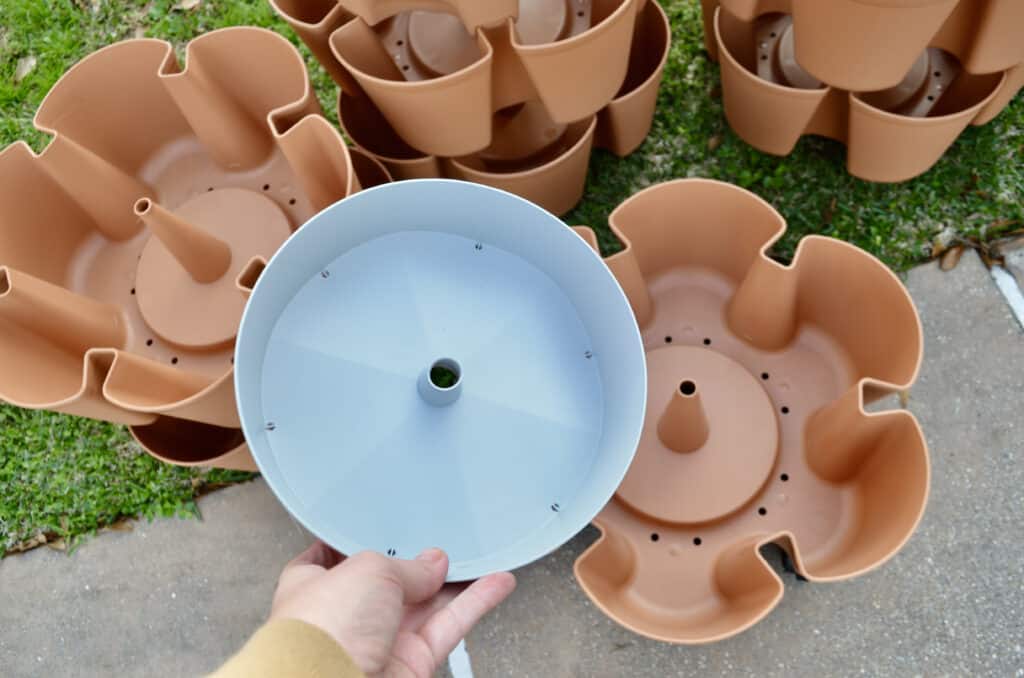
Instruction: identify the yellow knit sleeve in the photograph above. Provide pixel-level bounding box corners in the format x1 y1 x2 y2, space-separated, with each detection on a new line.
210 619 366 678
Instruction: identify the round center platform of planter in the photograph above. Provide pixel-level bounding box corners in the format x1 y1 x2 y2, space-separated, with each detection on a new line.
134 188 291 349
615 346 779 524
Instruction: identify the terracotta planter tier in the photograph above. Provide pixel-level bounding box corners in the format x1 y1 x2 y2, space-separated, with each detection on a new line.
328 0 640 157
273 0 670 214
331 0 669 214
711 7 1018 182
0 27 390 470
571 179 928 643
703 0 1024 91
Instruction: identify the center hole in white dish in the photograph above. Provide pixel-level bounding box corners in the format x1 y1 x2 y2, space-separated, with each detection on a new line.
429 358 461 390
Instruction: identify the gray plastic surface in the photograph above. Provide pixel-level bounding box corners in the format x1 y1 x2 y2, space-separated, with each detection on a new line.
235 180 646 580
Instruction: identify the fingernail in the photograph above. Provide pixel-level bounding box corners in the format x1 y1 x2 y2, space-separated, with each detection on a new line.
417 547 445 563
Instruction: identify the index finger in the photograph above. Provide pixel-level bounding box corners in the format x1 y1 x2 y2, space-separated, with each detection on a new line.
417 572 516 659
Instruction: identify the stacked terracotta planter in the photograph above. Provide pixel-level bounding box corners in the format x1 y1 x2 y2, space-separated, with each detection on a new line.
0 28 390 470
700 0 1024 181
571 179 929 642
271 0 672 214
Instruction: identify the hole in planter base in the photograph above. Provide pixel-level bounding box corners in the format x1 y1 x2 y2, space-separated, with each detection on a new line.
236 256 267 295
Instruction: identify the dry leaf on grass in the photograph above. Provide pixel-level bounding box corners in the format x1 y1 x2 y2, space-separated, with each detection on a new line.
9 533 48 553
46 538 67 552
14 55 36 82
940 246 965 271
821 197 838 227
175 0 201 10
106 518 134 532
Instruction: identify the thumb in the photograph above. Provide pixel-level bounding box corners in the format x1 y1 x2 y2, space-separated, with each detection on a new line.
381 548 450 605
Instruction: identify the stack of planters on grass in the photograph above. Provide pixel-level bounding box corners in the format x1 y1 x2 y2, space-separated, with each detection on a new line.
0 28 392 470
271 0 672 215
700 0 1024 181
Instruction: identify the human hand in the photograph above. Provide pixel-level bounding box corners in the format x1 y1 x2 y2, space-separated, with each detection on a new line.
269 541 516 677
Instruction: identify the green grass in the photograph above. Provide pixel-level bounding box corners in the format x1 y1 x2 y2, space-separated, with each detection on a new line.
0 0 1021 556
0 408 251 556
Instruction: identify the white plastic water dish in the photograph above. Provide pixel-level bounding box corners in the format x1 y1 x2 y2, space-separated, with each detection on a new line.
235 180 646 580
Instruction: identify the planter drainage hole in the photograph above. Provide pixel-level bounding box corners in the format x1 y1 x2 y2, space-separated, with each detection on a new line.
679 380 697 396
934 71 941 77
474 242 483 251
146 339 153 347
171 357 179 365
758 507 767 516
693 537 702 546
265 422 276 431
551 503 560 512
927 95 935 101
207 187 214 192
130 288 135 295
584 350 593 359
402 65 410 71
703 338 711 345
761 372 769 380
386 548 396 557
577 10 584 16
262 184 270 191
396 39 404 46
664 336 673 343
650 533 660 542
780 473 789 482
781 406 790 414
289 198 296 205
429 359 461 389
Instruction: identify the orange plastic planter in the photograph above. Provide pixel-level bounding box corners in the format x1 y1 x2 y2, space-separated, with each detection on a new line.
0 28 388 470
272 0 671 214
571 179 928 643
704 0 1024 91
705 3 1022 182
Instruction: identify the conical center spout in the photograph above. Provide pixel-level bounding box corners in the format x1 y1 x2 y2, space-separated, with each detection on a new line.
657 379 709 453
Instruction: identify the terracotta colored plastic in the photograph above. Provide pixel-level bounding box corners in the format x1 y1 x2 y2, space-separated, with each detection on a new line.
327 0 641 156
0 27 390 470
340 0 518 30
570 179 928 643
710 6 1020 182
274 0 670 215
269 0 361 93
704 0 1024 92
